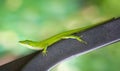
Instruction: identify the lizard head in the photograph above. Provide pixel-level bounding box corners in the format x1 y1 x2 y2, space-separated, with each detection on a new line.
19 40 43 50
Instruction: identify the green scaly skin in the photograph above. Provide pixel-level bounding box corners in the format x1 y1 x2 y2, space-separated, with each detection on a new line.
19 19 111 55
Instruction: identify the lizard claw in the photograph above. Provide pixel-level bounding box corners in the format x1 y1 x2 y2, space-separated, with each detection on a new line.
42 50 48 56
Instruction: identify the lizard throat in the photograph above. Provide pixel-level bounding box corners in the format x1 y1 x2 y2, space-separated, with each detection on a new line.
19 43 43 50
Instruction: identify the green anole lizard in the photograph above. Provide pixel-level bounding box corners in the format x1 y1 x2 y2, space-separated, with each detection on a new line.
19 19 111 55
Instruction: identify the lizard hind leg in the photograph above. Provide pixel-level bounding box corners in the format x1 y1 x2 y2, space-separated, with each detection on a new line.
62 35 87 44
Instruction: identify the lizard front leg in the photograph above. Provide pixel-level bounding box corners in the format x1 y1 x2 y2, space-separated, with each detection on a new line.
42 45 48 55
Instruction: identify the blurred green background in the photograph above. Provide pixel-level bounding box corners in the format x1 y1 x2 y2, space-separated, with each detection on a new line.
0 0 120 71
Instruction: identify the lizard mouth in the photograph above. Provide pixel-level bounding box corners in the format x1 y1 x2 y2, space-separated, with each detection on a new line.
19 43 43 50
